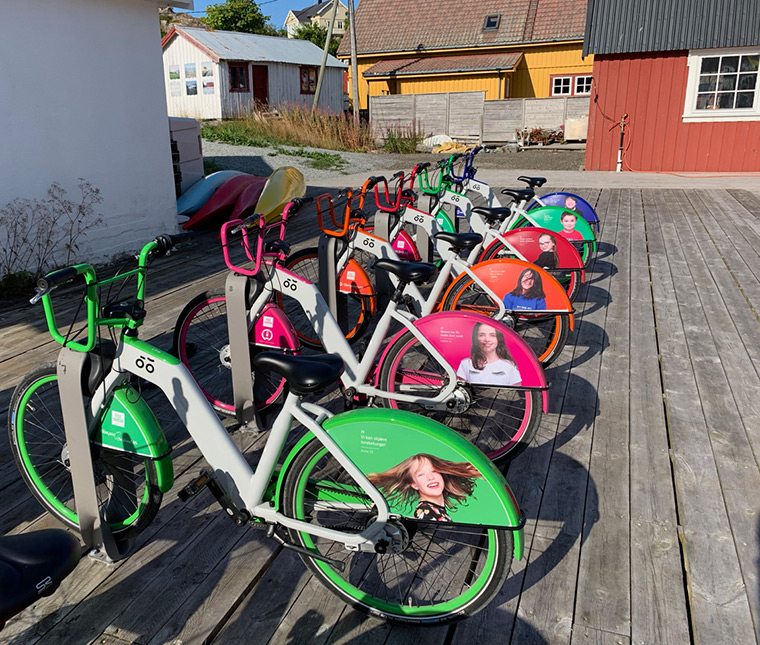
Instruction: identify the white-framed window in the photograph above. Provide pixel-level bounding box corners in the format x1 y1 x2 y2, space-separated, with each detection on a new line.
336 21 343 29
684 47 760 122
551 74 591 96
575 75 593 95
552 76 572 95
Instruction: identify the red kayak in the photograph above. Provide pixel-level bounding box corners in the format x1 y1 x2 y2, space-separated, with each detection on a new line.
228 177 269 222
182 174 266 230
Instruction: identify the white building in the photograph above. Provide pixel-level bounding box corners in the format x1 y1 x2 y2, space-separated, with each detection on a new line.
1 0 189 273
162 26 348 119
284 1 348 38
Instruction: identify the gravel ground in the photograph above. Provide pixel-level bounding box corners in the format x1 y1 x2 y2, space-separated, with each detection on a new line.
201 139 587 185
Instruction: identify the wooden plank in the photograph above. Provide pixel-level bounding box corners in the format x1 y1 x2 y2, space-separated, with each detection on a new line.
628 190 691 645
570 624 631 645
144 532 280 645
510 188 617 644
213 549 314 643
573 189 631 636
670 189 760 637
643 188 756 644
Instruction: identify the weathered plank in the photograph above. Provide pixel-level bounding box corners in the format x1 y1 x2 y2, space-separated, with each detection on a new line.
628 190 690 645
574 189 631 636
644 188 756 644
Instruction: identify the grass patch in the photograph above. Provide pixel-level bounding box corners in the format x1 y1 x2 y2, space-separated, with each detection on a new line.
201 104 375 152
268 145 347 171
383 123 425 154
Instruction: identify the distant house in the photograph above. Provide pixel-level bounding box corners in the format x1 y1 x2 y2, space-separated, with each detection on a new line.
284 1 348 39
336 0 592 110
584 0 760 172
162 26 347 119
2 0 189 272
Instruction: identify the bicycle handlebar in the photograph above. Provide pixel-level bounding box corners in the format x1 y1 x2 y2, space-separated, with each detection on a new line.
33 233 194 351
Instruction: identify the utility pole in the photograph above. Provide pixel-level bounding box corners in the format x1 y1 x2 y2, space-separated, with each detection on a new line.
312 0 339 112
347 0 359 125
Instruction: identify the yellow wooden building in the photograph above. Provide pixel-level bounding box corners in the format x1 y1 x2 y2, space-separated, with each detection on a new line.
337 0 593 111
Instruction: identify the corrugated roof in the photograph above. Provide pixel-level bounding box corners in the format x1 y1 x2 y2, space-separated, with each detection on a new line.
584 0 760 56
169 26 346 67
294 1 337 21
363 53 523 76
336 0 586 56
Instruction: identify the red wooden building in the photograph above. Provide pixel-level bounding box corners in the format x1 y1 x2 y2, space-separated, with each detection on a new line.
583 0 760 172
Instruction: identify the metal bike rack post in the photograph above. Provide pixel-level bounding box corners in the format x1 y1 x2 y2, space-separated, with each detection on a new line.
57 348 130 562
413 197 434 264
317 234 348 328
226 271 262 432
372 210 395 310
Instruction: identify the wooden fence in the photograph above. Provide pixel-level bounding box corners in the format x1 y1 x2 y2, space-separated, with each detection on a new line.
370 92 589 144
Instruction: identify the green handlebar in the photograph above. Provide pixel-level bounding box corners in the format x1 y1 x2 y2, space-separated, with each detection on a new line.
36 237 167 352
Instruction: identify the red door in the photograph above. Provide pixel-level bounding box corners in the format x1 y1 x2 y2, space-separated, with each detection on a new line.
251 65 269 107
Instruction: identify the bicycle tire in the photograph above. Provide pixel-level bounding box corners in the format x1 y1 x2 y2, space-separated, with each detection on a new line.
440 275 570 366
172 289 292 417
376 330 542 462
278 248 374 350
511 215 591 265
477 241 580 302
8 363 162 539
280 436 513 623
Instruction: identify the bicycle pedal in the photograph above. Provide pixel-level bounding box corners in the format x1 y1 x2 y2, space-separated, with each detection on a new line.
177 471 211 502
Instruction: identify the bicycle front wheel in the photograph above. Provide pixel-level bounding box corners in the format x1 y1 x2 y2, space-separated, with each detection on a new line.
441 277 569 366
377 330 542 462
280 437 513 623
278 248 374 350
8 363 162 539
172 289 292 417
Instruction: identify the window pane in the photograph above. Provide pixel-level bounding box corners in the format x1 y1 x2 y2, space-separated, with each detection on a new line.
696 93 715 109
553 77 571 94
739 73 757 90
719 74 737 91
736 92 755 108
700 57 719 74
720 56 739 73
740 55 758 72
698 74 717 92
717 92 735 108
575 76 592 93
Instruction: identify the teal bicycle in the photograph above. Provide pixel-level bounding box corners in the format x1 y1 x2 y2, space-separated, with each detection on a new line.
8 234 525 623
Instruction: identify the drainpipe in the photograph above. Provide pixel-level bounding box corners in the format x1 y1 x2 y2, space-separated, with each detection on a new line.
616 113 628 172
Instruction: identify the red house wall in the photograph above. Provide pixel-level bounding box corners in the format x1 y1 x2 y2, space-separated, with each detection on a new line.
585 52 760 172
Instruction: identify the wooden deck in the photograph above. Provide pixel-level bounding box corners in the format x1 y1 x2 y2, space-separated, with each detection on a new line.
2 186 760 644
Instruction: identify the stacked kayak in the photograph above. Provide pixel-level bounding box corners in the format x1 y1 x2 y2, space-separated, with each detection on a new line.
178 167 306 231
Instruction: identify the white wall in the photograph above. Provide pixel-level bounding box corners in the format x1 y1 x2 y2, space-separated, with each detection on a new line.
219 62 346 117
163 35 223 120
1 0 179 272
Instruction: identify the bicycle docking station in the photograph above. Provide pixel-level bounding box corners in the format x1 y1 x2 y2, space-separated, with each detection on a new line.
56 347 134 563
317 232 349 334
225 270 264 434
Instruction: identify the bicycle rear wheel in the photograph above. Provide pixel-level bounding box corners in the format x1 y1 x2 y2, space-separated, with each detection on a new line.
377 330 542 462
441 277 569 366
280 437 513 623
172 289 292 417
512 216 592 265
8 363 161 539
478 241 580 302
